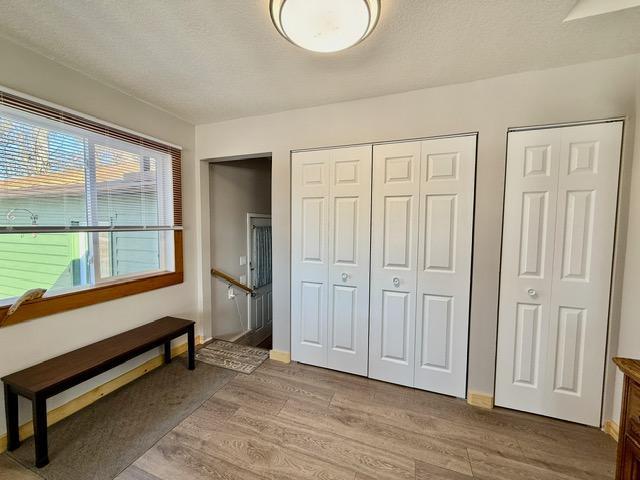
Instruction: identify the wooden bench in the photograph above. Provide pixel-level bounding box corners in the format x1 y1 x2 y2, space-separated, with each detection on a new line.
2 316 196 468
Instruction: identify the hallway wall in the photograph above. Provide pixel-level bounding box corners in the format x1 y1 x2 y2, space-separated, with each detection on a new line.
209 158 271 338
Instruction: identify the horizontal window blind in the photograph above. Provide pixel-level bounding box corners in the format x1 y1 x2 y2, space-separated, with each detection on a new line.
0 90 182 234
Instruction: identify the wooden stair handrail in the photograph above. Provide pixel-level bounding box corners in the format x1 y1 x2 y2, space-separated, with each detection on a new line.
211 268 254 295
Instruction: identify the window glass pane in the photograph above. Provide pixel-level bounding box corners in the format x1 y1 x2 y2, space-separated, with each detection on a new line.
0 232 91 302
0 97 177 306
0 230 171 304
0 106 173 229
94 142 144 226
94 142 170 227
96 231 164 280
0 113 87 227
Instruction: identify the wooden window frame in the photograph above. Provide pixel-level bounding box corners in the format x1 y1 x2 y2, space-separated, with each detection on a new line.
0 89 184 328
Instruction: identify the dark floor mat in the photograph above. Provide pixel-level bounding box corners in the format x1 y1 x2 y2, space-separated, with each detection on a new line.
9 357 237 480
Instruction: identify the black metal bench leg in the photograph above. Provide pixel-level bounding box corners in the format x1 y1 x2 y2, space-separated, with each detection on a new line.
164 340 172 364
32 395 49 468
187 325 196 370
4 383 20 451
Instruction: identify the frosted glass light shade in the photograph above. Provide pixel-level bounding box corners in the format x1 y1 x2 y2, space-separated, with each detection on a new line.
270 0 380 53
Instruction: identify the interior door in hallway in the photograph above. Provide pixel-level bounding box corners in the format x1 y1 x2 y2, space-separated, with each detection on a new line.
248 214 272 332
495 121 622 426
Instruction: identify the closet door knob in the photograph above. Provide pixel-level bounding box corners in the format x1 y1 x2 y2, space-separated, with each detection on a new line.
527 288 537 297
393 277 400 287
341 272 349 282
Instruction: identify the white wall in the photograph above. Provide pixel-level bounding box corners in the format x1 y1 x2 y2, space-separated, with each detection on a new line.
0 38 197 436
209 158 271 338
195 55 639 423
612 60 640 424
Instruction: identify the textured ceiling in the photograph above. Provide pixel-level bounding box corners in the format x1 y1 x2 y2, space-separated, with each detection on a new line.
0 0 639 124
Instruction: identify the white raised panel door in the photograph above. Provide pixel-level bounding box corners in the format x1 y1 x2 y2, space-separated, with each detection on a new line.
496 122 622 426
495 129 562 412
414 135 476 398
291 150 330 367
327 146 372 375
543 122 622 425
369 141 421 386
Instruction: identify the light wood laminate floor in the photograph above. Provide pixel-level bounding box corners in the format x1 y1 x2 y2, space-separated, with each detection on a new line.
0 455 41 480
116 359 616 480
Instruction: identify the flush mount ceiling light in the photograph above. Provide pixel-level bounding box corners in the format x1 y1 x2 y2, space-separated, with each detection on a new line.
270 0 380 53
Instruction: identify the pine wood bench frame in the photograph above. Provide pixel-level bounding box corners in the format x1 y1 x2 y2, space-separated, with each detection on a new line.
1 316 196 468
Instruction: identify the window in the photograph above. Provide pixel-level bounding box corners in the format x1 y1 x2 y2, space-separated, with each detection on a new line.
0 90 182 325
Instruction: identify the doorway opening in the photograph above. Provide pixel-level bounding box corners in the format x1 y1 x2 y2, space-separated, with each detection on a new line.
209 156 272 349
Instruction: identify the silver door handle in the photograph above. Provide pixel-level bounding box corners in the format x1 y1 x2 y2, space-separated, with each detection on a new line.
527 288 537 297
341 272 350 282
393 277 400 287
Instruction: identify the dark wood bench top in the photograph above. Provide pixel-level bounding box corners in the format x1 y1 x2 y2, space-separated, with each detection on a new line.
1 316 194 397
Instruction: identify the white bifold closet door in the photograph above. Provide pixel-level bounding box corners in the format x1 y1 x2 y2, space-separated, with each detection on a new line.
291 145 372 376
368 135 476 397
495 121 622 426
